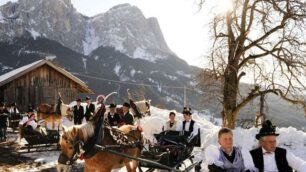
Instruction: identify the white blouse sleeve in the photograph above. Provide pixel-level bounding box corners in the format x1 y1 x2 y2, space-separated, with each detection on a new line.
286 150 306 172
19 116 28 125
176 121 182 131
191 122 199 137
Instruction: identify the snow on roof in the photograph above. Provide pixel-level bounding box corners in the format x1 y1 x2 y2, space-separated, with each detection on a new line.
0 59 93 93
0 59 43 84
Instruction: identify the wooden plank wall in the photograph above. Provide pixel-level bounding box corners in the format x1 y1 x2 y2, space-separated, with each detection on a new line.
1 64 81 112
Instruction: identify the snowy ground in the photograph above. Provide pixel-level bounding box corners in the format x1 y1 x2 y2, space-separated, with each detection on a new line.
2 106 306 171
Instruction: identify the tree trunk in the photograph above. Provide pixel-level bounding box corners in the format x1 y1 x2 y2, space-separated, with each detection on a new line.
222 63 239 129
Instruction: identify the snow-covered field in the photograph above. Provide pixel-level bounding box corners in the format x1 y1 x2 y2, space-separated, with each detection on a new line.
5 106 306 171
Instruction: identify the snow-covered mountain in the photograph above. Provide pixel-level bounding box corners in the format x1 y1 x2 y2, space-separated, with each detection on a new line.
0 0 202 111
0 0 173 62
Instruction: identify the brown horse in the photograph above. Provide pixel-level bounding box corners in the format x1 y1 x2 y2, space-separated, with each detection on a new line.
37 98 72 129
57 122 143 172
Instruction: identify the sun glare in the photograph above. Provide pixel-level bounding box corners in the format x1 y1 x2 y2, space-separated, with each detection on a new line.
214 0 234 15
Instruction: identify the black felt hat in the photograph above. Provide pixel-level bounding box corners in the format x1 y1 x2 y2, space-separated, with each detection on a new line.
256 120 279 140
27 108 34 113
182 107 192 115
76 98 82 102
123 102 130 108
109 103 117 108
85 96 91 101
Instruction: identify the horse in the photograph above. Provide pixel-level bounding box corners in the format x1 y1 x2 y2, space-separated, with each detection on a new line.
57 122 144 172
37 98 73 130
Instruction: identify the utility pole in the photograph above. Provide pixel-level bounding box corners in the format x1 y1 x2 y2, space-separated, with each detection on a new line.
184 86 187 107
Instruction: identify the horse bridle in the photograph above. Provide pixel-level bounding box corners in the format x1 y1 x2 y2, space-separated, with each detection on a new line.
58 125 143 165
58 135 84 165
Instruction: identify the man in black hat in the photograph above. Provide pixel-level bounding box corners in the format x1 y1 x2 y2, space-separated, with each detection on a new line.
84 96 95 122
73 98 84 125
120 102 134 125
7 102 19 117
107 103 121 127
177 107 199 138
250 120 306 172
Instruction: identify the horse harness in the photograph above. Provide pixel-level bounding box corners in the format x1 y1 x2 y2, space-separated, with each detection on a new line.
59 122 143 165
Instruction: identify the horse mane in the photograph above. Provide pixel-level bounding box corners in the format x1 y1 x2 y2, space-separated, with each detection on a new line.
64 122 95 142
133 100 150 113
119 125 136 134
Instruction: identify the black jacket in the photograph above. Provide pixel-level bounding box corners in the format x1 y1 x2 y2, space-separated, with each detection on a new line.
121 112 134 125
84 103 95 121
73 105 84 124
107 112 121 126
0 113 8 128
250 147 292 172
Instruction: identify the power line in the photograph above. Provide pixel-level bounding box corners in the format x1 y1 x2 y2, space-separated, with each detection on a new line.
74 73 197 91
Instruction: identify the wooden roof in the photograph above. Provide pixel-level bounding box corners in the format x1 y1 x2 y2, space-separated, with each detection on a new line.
0 59 94 93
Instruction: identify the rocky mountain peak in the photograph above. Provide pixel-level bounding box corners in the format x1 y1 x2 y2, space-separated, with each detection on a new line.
0 0 174 63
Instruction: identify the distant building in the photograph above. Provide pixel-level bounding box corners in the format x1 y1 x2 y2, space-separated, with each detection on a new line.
0 59 93 112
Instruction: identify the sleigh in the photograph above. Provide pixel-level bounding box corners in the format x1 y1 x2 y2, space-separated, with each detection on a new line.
94 129 202 172
21 128 60 153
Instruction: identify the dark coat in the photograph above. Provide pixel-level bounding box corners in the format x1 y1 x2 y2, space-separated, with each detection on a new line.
0 113 8 128
250 147 292 172
107 112 121 126
73 105 84 125
121 112 134 125
84 103 95 121
208 164 226 172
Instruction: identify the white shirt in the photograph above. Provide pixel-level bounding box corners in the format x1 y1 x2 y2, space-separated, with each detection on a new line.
262 148 278 172
177 120 199 137
8 108 19 114
262 147 306 172
19 116 38 129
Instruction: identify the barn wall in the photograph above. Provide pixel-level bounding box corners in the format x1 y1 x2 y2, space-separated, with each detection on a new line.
1 64 81 112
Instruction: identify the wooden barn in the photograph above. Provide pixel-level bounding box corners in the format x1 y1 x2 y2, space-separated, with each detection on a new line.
0 59 93 112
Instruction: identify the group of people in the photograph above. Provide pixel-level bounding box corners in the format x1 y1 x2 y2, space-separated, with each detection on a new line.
205 120 306 172
0 102 20 141
163 107 200 139
72 96 135 127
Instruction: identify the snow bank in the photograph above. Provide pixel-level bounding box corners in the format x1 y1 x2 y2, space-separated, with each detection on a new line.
141 106 306 171
9 105 306 171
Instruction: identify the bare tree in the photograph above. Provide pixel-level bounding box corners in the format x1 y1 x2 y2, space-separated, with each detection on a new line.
199 0 306 128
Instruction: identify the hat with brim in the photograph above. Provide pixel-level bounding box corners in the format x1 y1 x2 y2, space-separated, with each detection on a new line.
27 108 34 113
85 96 91 101
182 107 192 115
123 102 130 108
109 103 116 108
76 98 82 102
256 120 279 140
